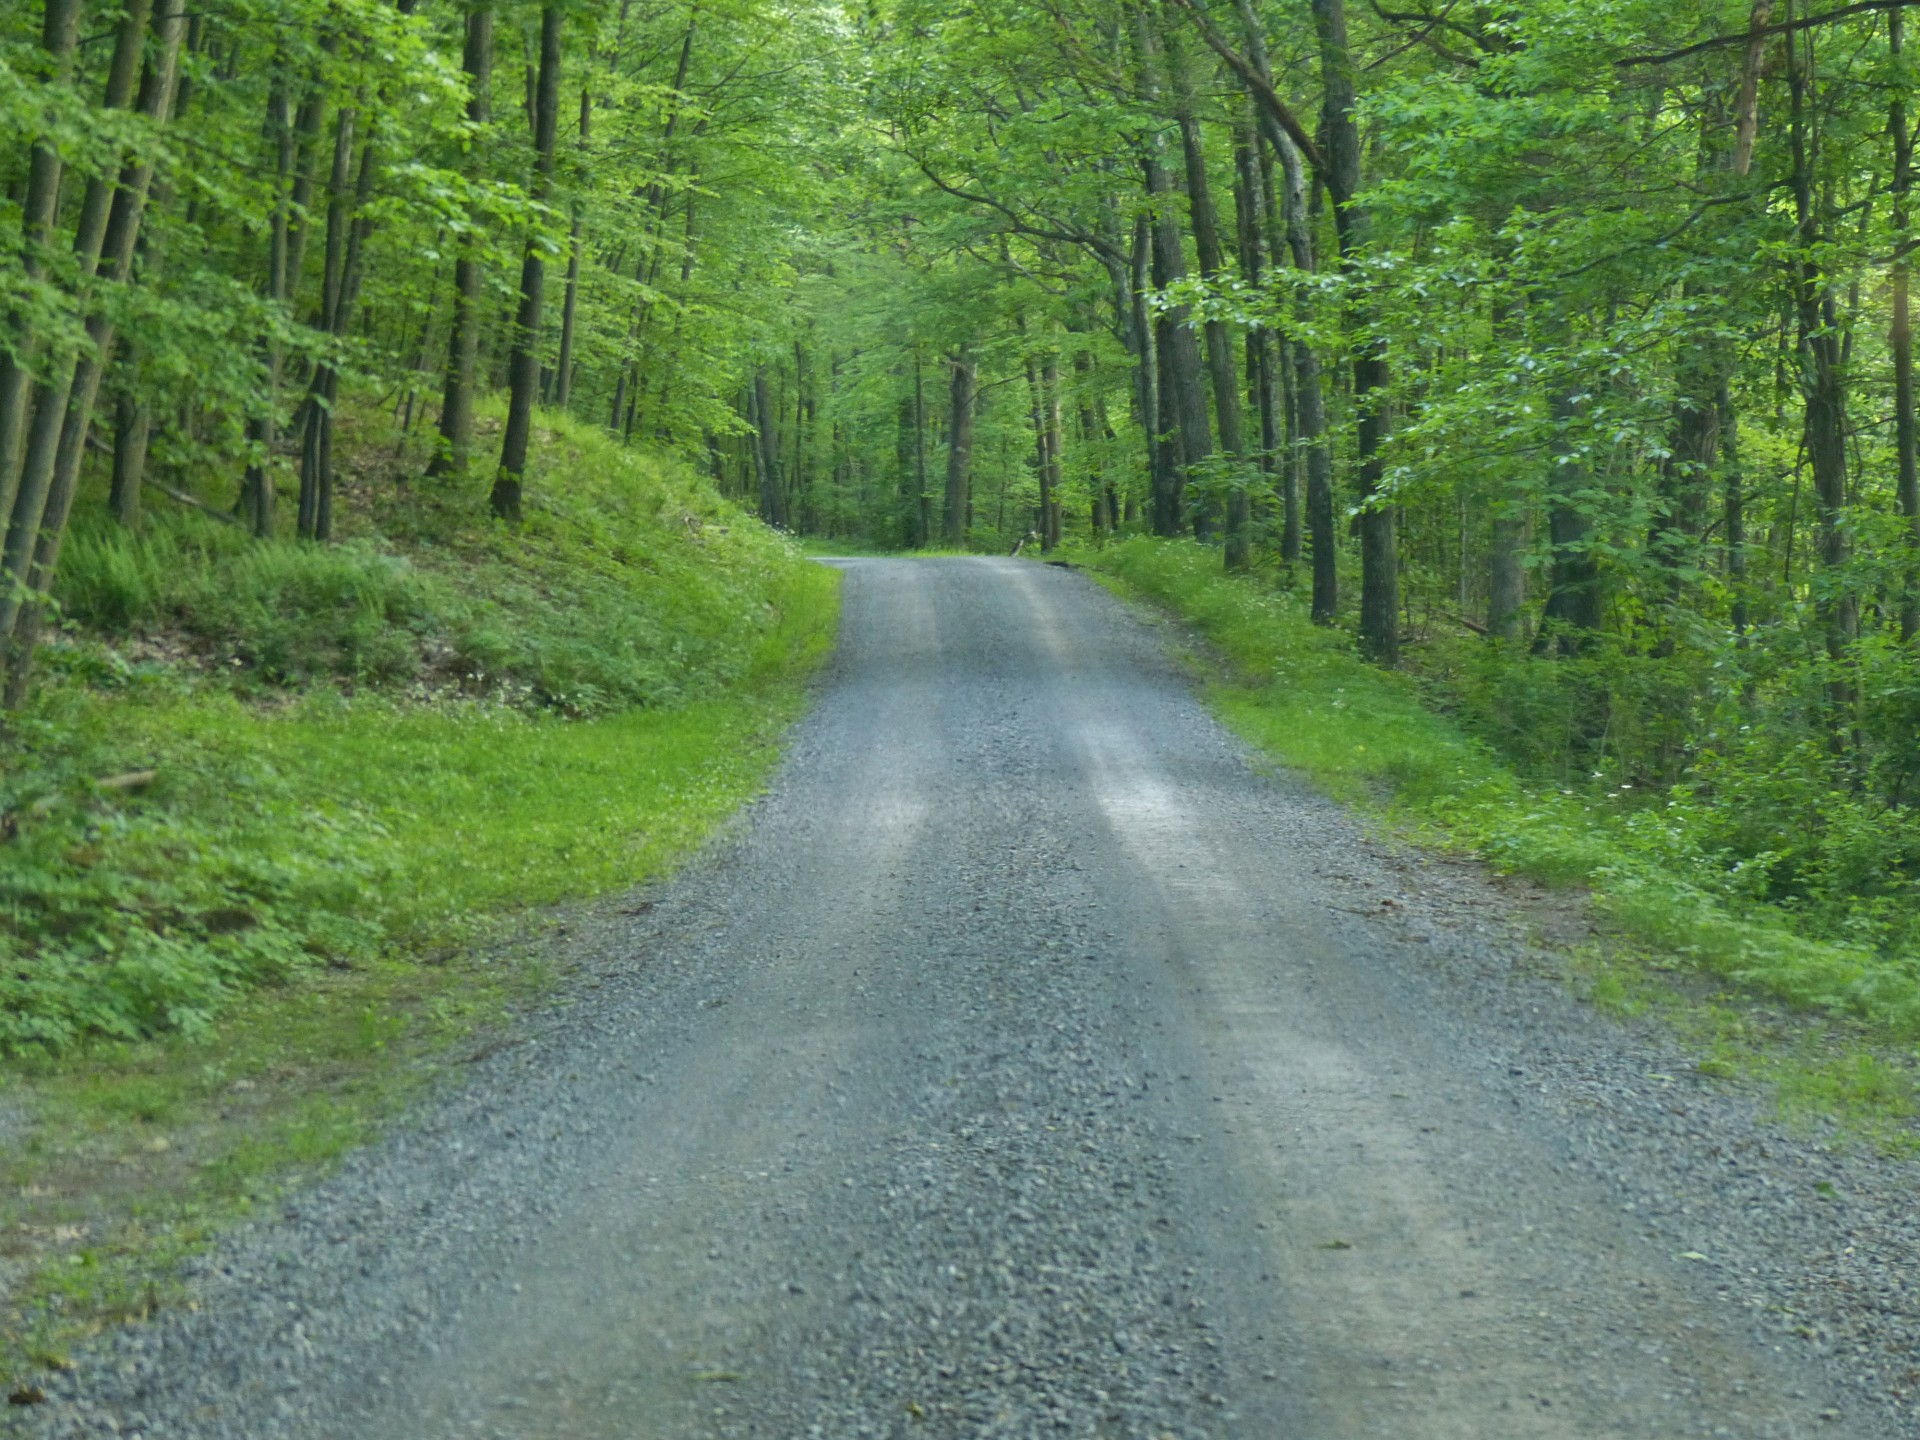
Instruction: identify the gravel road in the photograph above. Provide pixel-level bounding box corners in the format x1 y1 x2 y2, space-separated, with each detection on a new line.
14 556 1919 1439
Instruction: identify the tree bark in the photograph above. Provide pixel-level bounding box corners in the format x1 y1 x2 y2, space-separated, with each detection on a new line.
1177 94 1248 562
1893 10 1918 640
1230 0 1328 607
109 385 150 530
553 80 591 410
1136 10 1211 535
944 350 977 547
428 3 494 483
493 2 564 522
0 0 85 523
0 0 156 677
1127 213 1170 524
2 0 186 704
914 353 931 545
750 367 783 525
296 101 358 540
1312 0 1397 664
242 64 296 534
1233 115 1280 567
1787 25 1857 723
1536 384 1603 654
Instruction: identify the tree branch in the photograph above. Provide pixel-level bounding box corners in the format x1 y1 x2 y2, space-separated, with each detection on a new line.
1618 0 1918 67
1163 0 1327 173
908 152 1125 264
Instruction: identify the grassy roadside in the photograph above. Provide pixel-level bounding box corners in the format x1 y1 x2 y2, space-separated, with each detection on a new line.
0 408 842 1398
1075 539 1920 1145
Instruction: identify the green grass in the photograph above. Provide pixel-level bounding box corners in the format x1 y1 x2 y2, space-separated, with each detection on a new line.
1 401 842 1389
1078 538 1920 1128
5 403 839 1053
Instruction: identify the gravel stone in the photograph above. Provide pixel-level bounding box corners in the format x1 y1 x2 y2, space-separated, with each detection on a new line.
8 556 1916 1439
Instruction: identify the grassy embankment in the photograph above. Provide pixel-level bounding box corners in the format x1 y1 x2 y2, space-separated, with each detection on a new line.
0 402 839 1392
1080 539 1920 1142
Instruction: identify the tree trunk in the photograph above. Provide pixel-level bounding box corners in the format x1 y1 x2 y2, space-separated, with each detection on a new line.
1177 95 1247 561
0 0 85 523
914 353 931 545
1127 214 1169 524
1536 385 1603 655
493 2 564 522
1231 0 1328 607
1720 380 1749 638
296 101 358 541
2 0 186 704
1233 115 1280 567
110 385 151 530
749 368 783 525
1787 26 1857 724
1487 293 1526 640
1894 10 1918 641
944 350 977 547
1312 0 1396 664
553 80 591 410
428 3 494 483
1042 352 1065 548
0 0 152 601
1136 11 1211 534
242 64 297 533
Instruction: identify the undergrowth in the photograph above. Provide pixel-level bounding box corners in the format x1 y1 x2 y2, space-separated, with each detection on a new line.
1081 539 1920 1048
1 403 841 1053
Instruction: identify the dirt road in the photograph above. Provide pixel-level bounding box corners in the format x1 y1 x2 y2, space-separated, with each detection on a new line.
18 557 1911 1438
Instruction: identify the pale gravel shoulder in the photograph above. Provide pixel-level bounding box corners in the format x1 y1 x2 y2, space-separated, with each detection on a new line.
4 555 1915 1439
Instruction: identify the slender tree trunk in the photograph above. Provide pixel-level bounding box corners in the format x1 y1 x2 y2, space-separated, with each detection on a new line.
553 80 591 410
493 2 564 521
1787 26 1857 725
1536 384 1603 655
1178 93 1247 560
1894 11 1919 641
242 65 296 533
0 0 155 672
913 353 930 545
109 385 150 529
3 0 185 703
1720 380 1750 638
1268 125 1333 620
1233 115 1280 564
0 0 85 521
1231 0 1327 603
429 3 494 482
1126 215 1168 522
1487 293 1526 640
1136 11 1211 534
297 101 357 540
1044 354 1065 547
944 350 977 547
1312 0 1396 663
752 367 784 526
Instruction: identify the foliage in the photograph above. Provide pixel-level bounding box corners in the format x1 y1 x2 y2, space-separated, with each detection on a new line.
1088 538 1920 1043
0 411 840 1053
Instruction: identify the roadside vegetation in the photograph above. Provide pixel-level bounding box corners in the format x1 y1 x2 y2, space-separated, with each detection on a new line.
0 403 838 1393
1085 539 1920 1140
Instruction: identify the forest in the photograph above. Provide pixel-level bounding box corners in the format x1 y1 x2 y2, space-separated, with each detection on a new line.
4 0 1920 1042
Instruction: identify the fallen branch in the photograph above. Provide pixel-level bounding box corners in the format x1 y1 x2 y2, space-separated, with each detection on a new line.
143 476 239 524
96 770 158 794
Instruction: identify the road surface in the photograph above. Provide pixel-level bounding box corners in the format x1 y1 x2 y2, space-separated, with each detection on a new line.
19 557 1902 1439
